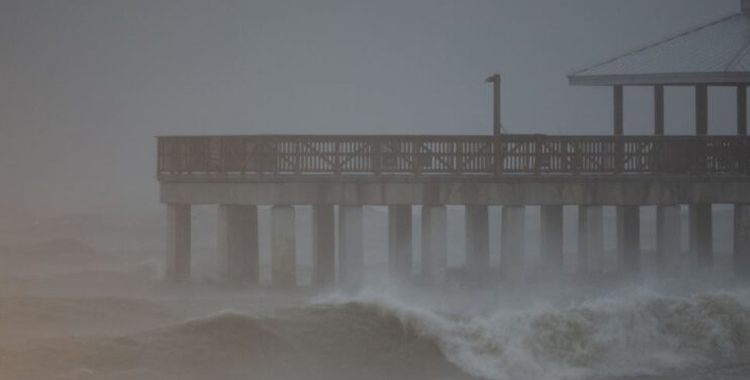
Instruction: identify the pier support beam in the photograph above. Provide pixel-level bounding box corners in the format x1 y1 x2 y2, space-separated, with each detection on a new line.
501 206 526 281
540 205 563 273
656 205 682 276
578 206 604 274
217 205 259 284
388 205 412 282
312 204 335 286
422 205 447 286
465 205 490 276
339 206 364 290
617 206 640 275
735 205 750 279
271 205 296 287
166 204 191 282
689 204 713 271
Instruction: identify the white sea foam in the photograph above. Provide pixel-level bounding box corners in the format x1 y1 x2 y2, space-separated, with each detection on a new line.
320 287 750 380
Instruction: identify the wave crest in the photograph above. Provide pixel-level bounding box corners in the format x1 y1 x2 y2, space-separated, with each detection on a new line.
322 290 750 380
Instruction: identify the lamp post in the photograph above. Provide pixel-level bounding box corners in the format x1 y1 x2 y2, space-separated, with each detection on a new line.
486 74 502 136
485 74 503 136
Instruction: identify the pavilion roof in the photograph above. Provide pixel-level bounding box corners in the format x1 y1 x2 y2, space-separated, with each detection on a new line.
569 13 750 86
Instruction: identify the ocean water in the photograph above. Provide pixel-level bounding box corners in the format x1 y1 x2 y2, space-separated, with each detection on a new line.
1 227 749 380
2 285 749 380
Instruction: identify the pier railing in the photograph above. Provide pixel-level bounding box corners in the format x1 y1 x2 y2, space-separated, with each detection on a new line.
157 135 750 179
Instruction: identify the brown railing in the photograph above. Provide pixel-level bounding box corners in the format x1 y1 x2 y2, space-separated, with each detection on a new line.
157 135 750 179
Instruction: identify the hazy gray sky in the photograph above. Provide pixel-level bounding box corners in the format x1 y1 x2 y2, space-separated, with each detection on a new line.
0 0 739 215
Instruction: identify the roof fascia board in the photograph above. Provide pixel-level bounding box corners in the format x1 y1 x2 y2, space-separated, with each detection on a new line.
568 72 750 86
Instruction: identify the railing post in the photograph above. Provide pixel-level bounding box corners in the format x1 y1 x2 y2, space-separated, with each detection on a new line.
455 141 463 174
534 136 542 175
372 138 382 175
494 136 504 175
412 140 420 175
334 140 341 175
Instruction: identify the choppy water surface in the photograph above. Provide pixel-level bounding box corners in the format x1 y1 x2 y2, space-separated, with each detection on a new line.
1 285 749 380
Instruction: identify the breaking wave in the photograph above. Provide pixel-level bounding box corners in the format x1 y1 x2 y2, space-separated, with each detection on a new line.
3 289 750 380
320 289 750 380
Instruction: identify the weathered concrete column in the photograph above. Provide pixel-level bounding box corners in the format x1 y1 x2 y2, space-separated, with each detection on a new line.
501 206 526 281
696 85 708 135
617 206 640 275
465 205 490 276
312 204 335 286
654 85 665 135
388 205 412 282
689 204 713 271
614 85 624 135
578 206 604 274
656 205 681 276
166 204 191 282
271 205 296 287
738 85 747 136
217 205 259 284
339 206 364 289
734 204 750 279
540 205 563 273
422 205 447 286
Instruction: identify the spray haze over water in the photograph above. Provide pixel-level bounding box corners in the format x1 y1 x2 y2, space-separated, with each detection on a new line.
0 206 748 379
1 1 749 380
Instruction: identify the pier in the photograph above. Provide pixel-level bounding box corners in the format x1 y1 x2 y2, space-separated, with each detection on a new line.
157 134 750 285
156 4 750 285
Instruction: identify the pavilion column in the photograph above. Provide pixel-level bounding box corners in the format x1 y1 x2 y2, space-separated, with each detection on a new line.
738 85 747 136
736 85 749 280
271 205 296 288
614 85 624 135
696 84 708 135
166 204 191 282
735 205 750 279
422 205 447 286
613 85 624 174
312 204 335 286
465 205 490 276
656 205 682 277
501 206 526 282
217 205 259 284
616 206 640 275
578 205 604 274
654 85 665 135
339 205 364 290
388 205 412 282
540 205 563 273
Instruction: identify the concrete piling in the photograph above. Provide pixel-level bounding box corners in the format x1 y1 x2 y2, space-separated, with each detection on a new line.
689 204 713 271
578 205 604 274
339 205 364 290
271 205 296 287
465 205 490 277
217 205 259 284
617 206 640 275
388 205 412 282
656 205 681 276
166 204 191 282
421 205 447 286
540 205 563 273
312 204 336 286
501 206 526 281
735 204 750 279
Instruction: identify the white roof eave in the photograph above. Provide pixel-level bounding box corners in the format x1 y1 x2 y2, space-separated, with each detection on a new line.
568 72 750 86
